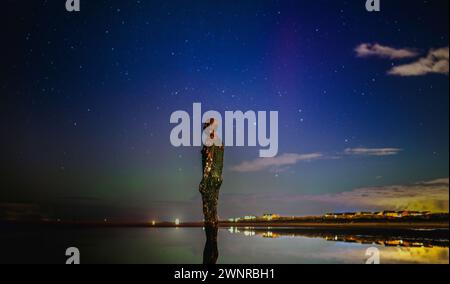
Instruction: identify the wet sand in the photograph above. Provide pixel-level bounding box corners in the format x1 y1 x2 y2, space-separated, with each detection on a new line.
2 220 448 230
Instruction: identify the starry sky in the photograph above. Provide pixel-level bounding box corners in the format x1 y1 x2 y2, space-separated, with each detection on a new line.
1 0 448 222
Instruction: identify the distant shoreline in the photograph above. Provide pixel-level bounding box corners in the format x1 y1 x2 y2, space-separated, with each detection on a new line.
219 221 449 229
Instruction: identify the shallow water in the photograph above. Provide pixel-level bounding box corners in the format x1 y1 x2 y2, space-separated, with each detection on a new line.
0 227 448 264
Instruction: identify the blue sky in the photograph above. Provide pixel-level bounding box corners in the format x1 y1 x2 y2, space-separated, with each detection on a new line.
1 0 448 221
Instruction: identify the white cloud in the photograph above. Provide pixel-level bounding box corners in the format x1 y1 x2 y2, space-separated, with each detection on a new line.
355 43 419 59
344 147 402 156
220 178 449 216
232 147 402 173
304 178 449 212
231 152 323 172
421 178 449 185
388 47 449 76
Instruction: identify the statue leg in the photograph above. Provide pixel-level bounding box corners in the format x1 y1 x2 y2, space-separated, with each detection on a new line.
199 177 221 226
199 177 221 264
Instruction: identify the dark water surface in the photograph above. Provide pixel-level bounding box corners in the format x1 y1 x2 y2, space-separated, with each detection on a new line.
0 226 448 264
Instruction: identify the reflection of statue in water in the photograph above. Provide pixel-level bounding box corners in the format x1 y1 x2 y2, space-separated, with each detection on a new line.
199 118 224 264
203 225 219 264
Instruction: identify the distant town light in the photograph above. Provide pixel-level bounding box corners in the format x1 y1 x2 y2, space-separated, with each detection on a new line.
151 220 156 226
243 230 255 236
263 213 281 221
175 218 180 226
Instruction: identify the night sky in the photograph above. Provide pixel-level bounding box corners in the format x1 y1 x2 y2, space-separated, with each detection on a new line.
1 0 448 222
